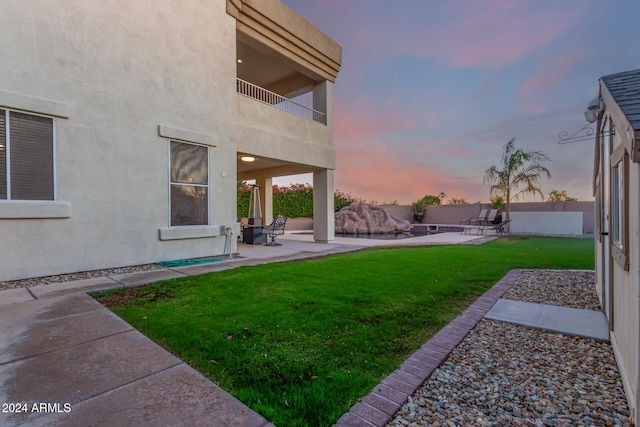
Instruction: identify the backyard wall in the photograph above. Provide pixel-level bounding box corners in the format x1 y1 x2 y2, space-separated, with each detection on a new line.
381 201 594 236
509 212 583 235
286 201 594 236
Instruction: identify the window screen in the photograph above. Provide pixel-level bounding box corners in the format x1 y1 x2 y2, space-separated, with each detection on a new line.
0 110 54 201
170 141 208 226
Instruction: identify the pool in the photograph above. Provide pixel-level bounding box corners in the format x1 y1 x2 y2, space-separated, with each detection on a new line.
296 229 438 240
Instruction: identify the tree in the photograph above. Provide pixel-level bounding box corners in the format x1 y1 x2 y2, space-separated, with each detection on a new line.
484 138 551 227
448 198 468 205
547 189 577 202
490 196 505 210
411 193 447 222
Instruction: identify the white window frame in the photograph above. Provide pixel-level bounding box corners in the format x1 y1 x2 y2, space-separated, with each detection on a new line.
611 161 622 248
168 139 210 227
0 108 57 202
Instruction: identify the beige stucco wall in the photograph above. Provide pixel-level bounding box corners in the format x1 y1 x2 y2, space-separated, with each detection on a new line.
0 1 239 281
236 83 336 170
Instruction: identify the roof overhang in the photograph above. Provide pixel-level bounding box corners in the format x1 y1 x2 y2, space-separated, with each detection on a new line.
227 0 342 83
600 74 640 163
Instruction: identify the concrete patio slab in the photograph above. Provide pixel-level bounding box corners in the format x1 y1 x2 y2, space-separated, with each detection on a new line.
280 231 487 248
25 364 275 427
0 303 133 364
0 287 34 305
29 276 122 298
0 291 274 427
485 298 610 342
1 330 182 425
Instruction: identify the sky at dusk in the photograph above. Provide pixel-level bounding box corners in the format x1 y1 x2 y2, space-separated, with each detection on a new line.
277 0 640 205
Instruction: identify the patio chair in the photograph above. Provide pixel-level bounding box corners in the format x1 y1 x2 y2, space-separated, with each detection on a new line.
480 209 499 225
482 219 511 236
260 215 288 246
460 208 488 225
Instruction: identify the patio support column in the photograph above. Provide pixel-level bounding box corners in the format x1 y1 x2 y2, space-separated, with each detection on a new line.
313 169 334 243
255 176 273 224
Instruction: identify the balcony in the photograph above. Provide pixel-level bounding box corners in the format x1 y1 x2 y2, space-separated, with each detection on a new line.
236 78 326 125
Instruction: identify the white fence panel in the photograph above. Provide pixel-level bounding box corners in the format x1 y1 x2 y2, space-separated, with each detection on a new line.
510 211 583 235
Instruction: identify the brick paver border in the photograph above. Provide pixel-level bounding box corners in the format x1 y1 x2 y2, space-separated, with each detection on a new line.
333 269 523 427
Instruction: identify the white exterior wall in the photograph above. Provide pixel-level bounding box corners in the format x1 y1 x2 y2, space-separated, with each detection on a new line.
610 158 640 420
509 212 583 235
600 106 640 422
0 1 239 281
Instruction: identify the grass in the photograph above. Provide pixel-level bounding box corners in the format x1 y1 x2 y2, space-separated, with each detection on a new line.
96 236 594 426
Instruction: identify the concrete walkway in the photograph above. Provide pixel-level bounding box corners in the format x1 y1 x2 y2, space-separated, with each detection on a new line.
485 298 609 342
0 233 605 426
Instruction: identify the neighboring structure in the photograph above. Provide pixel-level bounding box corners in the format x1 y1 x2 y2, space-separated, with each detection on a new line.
592 68 640 424
0 0 341 281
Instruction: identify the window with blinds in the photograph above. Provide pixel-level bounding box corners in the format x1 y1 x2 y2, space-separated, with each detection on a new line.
0 109 55 201
169 140 208 226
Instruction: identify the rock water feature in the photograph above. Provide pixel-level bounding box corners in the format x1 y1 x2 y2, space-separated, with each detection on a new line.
334 203 411 234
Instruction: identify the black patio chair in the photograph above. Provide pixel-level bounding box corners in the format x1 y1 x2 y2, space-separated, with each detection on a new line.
460 208 488 225
260 215 288 246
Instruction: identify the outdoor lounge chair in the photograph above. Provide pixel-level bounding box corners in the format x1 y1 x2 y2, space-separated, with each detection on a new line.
480 209 499 225
482 219 511 236
260 215 288 246
460 208 488 225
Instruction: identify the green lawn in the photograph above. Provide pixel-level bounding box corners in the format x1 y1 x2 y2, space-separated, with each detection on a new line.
96 236 593 427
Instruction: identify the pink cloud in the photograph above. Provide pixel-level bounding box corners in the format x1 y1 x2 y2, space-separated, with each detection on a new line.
518 53 585 102
333 113 487 203
334 100 416 142
356 0 579 69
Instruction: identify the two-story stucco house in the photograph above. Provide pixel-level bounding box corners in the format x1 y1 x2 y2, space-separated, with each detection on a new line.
0 0 341 282
592 68 640 424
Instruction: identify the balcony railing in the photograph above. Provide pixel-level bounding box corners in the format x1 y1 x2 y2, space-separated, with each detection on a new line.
236 78 327 125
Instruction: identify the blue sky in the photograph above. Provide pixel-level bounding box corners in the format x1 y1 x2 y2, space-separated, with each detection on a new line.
279 0 640 204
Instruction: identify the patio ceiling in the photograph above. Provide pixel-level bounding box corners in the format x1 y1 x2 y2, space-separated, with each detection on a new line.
237 153 315 180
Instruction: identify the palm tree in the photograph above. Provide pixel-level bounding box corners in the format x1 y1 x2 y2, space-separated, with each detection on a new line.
484 138 551 228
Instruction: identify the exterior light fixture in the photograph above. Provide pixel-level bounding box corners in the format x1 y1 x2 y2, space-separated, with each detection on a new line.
584 97 603 123
237 59 243 63
584 110 597 123
240 156 255 162
587 97 602 111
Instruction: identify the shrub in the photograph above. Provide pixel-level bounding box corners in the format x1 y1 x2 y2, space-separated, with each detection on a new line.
237 182 364 218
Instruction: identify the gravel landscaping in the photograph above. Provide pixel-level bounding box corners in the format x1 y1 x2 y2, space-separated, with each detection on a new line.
386 270 633 427
0 263 164 290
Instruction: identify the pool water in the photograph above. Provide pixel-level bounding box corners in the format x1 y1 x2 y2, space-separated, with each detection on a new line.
335 229 437 240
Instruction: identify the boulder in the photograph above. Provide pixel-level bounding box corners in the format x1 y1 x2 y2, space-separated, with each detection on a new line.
335 203 411 234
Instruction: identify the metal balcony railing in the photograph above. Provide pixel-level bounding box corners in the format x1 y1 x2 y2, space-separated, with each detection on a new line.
236 78 327 125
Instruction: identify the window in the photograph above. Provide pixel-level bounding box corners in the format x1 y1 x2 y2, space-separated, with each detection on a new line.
610 149 629 271
611 161 623 247
0 109 55 201
169 140 208 226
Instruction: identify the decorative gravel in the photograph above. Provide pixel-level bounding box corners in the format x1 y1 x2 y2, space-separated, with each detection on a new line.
386 270 633 427
0 264 164 291
503 270 601 311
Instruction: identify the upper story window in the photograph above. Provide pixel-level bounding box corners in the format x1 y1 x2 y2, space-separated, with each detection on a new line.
169 140 208 226
0 109 55 201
